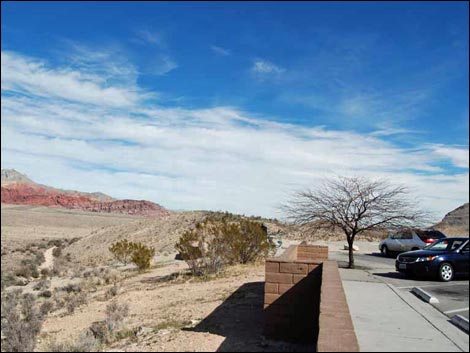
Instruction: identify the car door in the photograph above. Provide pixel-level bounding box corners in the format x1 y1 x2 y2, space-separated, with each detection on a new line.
457 242 470 275
388 234 402 252
400 231 414 251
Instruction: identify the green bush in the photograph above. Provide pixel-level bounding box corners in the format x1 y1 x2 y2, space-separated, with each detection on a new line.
131 243 155 271
225 219 274 264
176 217 274 275
109 240 155 271
108 240 136 265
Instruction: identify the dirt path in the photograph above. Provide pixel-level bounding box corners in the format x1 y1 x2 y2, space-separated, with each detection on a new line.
39 246 56 271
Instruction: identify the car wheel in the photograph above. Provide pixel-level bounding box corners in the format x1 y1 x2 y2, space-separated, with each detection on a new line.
438 263 454 282
381 245 389 257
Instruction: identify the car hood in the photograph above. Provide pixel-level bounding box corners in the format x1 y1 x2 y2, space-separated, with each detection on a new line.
400 249 447 258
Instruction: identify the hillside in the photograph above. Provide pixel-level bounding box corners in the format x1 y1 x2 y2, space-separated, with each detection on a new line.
434 202 469 236
1 169 169 217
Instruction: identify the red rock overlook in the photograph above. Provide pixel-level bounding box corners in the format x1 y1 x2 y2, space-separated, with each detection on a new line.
1 169 170 217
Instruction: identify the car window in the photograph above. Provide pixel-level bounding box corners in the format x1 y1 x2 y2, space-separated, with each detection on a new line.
425 239 449 251
403 232 413 240
462 242 469 252
451 240 466 251
416 229 446 242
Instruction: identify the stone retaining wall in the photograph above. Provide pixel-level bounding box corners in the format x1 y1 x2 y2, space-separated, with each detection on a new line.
263 244 359 351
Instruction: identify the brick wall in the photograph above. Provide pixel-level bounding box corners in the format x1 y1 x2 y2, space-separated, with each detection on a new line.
263 245 326 343
263 244 359 351
317 260 359 352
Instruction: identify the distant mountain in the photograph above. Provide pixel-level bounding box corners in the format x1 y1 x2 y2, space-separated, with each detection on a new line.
1 169 34 184
1 169 170 217
434 203 469 236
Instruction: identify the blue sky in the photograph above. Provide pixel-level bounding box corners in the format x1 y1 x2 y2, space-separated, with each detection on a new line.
1 1 469 218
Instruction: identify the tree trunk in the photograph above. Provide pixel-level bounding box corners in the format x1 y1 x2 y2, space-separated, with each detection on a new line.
347 237 355 269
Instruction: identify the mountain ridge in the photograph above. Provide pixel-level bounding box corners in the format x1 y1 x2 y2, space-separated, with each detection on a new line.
1 169 170 217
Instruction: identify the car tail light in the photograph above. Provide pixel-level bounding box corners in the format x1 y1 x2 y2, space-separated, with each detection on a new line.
425 238 436 244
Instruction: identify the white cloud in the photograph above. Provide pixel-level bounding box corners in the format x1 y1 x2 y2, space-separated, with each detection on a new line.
133 29 178 75
432 145 469 168
1 51 142 107
151 55 178 75
1 50 468 219
211 45 231 56
135 29 166 47
252 59 285 76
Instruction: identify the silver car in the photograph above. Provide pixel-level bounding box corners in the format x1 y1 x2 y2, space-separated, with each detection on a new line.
379 229 447 257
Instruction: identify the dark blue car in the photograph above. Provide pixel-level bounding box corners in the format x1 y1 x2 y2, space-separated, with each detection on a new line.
396 237 469 281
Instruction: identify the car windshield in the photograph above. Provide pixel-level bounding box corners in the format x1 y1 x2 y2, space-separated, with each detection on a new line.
424 239 466 251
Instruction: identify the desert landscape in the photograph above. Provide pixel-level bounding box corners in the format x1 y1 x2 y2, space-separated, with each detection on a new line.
1 169 468 352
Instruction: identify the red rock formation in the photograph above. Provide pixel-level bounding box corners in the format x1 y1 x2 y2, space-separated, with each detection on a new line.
1 182 170 218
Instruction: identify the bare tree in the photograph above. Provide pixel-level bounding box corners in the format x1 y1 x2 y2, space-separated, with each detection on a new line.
283 176 430 268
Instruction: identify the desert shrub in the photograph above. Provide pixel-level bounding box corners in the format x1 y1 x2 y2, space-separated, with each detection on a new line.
105 284 120 299
1 272 25 289
33 279 51 291
1 291 43 352
53 246 62 258
45 332 100 352
40 268 51 279
88 302 129 344
51 257 67 276
105 302 129 335
48 239 63 248
109 240 136 265
39 290 53 298
40 300 54 315
89 321 108 343
15 262 39 279
33 251 46 265
224 219 274 264
131 243 155 271
59 282 82 293
175 219 229 276
103 269 121 285
109 240 154 271
67 237 81 246
176 217 273 275
64 292 88 314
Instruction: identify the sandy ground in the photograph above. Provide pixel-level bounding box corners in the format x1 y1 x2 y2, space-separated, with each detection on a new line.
39 247 56 272
37 259 313 352
1 204 137 271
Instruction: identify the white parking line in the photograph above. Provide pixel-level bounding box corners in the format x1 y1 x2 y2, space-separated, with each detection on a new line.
397 283 469 289
444 307 469 314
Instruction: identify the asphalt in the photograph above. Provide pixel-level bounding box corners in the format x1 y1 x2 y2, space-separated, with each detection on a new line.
329 249 469 352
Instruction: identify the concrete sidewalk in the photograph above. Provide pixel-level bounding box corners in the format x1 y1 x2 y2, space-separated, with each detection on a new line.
341 268 469 352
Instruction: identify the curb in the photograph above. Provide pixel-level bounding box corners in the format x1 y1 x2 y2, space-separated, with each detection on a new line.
451 315 469 333
411 287 439 304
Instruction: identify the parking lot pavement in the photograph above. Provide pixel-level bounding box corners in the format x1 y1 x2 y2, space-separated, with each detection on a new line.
426 284 469 320
330 249 470 324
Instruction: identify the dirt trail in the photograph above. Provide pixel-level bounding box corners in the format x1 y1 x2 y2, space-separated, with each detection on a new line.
39 246 56 271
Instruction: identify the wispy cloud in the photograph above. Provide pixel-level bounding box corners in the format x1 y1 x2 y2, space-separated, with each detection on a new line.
133 28 178 75
251 59 285 77
1 51 144 107
210 45 231 56
1 50 468 218
432 145 469 168
150 55 178 75
135 29 166 48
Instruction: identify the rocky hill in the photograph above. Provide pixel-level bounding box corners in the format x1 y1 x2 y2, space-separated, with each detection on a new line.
1 169 170 217
1 168 34 184
434 203 469 236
